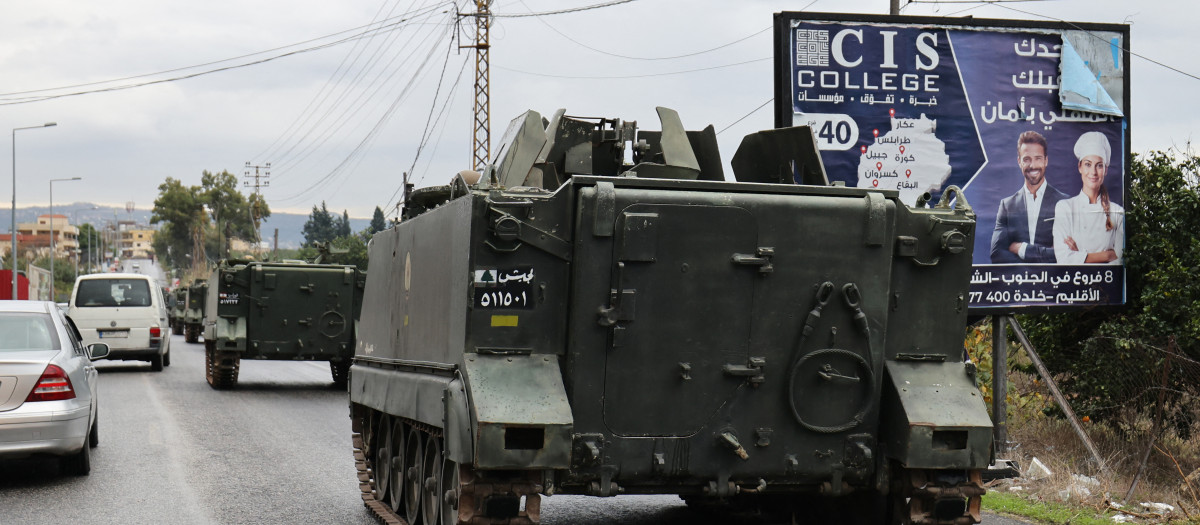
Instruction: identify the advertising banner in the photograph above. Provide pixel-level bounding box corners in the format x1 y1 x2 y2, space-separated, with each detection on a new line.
774 13 1130 312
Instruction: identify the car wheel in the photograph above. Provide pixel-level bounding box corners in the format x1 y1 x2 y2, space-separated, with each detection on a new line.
63 437 91 476
89 415 99 448
163 349 171 367
150 353 164 372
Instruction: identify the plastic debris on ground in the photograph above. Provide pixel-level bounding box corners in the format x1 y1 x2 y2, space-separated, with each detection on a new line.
1025 457 1053 480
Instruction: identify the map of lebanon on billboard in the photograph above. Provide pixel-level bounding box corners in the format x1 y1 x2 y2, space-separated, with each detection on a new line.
773 12 1130 313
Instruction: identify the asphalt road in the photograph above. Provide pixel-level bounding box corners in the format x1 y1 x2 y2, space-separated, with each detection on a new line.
0 333 1034 525
0 334 377 525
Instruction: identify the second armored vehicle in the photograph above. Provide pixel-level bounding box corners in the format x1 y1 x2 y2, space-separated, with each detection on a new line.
181 279 207 343
169 287 186 335
203 259 365 389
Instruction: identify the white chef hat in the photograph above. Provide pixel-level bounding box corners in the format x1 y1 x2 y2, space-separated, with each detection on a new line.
1074 131 1111 165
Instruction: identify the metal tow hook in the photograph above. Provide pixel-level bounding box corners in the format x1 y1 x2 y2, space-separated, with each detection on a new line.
718 431 750 460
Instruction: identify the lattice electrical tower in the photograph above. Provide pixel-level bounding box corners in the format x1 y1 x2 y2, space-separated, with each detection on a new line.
465 0 492 171
244 162 271 250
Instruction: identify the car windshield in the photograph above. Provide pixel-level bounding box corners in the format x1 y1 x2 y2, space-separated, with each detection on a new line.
0 312 59 351
75 278 153 307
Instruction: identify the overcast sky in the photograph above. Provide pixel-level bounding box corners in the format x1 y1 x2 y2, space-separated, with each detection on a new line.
1 0 1195 219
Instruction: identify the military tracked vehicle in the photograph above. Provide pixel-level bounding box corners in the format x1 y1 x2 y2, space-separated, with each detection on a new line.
203 259 365 389
182 279 207 343
169 287 186 335
348 107 991 525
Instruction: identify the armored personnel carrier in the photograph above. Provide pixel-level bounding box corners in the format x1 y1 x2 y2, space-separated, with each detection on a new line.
349 108 991 525
169 287 186 335
203 259 365 389
181 279 207 343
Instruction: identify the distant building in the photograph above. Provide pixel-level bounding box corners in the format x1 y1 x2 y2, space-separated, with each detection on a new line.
119 226 156 259
0 215 80 259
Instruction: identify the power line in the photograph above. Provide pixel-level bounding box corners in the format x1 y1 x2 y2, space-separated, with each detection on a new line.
718 98 773 136
991 3 1200 83
383 39 472 212
268 3 453 173
491 0 639 18
496 56 769 80
254 0 430 163
516 0 768 61
907 0 1057 3
0 10 453 106
271 21 457 206
0 3 453 103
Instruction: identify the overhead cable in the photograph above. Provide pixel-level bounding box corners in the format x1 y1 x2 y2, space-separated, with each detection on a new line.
491 0 638 18
496 56 769 80
0 2 454 106
991 3 1200 83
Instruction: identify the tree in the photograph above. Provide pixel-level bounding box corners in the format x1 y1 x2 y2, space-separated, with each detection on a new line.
369 206 387 234
302 202 337 246
77 223 99 271
151 178 206 270
1020 151 1200 427
339 210 352 238
246 192 272 242
153 171 265 270
200 170 255 257
296 233 369 270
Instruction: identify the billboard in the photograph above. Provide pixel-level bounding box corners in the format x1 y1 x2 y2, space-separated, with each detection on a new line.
773 12 1130 313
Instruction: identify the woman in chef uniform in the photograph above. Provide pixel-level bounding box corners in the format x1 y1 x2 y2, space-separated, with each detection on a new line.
1052 131 1125 264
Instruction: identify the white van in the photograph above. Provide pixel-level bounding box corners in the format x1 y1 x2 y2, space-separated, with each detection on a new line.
67 273 171 371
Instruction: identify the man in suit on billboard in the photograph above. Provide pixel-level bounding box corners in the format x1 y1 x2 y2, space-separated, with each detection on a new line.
990 130 1069 264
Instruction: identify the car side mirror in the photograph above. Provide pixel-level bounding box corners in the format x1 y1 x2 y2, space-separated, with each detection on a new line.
87 343 111 360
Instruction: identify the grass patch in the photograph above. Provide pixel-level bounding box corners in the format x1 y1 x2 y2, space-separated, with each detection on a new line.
983 491 1114 525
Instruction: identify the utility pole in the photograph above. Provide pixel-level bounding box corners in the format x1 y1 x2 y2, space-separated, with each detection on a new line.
890 0 901 15
244 162 270 255
462 0 492 171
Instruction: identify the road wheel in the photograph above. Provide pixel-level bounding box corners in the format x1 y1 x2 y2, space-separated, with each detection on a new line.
422 433 443 525
361 410 376 454
88 414 99 448
150 353 164 372
439 454 460 525
388 420 407 513
404 426 425 524
62 436 91 476
374 415 393 504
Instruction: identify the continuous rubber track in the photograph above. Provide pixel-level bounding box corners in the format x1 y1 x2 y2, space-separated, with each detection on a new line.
352 405 540 525
184 325 200 344
353 433 408 525
205 344 240 389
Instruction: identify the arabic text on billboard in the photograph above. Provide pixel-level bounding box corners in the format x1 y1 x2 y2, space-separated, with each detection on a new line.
779 14 1128 311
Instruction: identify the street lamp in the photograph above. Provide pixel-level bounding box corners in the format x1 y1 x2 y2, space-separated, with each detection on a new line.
12 122 57 299
49 177 81 301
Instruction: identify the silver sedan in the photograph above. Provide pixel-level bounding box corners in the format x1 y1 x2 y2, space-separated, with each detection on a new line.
0 300 109 475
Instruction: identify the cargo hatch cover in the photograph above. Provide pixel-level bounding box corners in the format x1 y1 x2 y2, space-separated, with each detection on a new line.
602 203 756 437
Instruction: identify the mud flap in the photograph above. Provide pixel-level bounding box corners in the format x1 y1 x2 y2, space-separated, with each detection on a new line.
880 360 992 469
462 353 573 469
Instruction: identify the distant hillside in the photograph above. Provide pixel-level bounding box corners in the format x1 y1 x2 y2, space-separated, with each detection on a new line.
259 213 370 249
1 203 369 249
